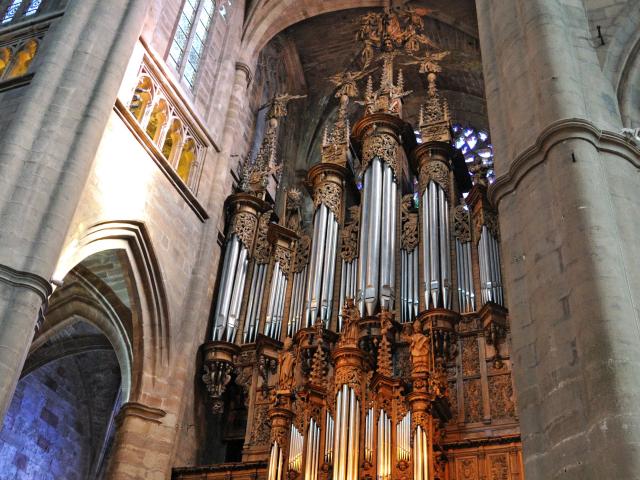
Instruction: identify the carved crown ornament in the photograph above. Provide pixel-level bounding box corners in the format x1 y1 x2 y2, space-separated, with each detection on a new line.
418 159 450 197
361 129 399 175
230 211 257 251
313 181 342 220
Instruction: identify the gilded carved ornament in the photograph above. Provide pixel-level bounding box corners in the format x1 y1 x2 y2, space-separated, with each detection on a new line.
419 160 449 197
231 212 257 251
362 130 398 175
313 181 342 219
340 205 360 262
453 205 472 243
254 211 272 264
274 245 292 277
474 207 500 242
292 233 311 273
401 194 419 251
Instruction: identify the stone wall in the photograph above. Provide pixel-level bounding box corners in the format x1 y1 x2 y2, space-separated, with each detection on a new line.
0 349 120 480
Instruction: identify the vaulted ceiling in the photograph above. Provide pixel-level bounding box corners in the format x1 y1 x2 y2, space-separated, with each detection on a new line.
251 1 488 174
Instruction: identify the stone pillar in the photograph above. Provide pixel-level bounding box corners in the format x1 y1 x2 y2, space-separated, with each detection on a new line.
104 402 170 480
477 1 640 478
0 0 148 422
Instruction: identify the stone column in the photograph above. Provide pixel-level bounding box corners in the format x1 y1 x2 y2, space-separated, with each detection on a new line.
477 1 640 478
0 0 148 422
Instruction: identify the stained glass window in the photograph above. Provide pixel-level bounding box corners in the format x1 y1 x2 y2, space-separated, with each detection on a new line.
2 0 23 24
452 124 495 184
24 0 42 16
169 0 218 90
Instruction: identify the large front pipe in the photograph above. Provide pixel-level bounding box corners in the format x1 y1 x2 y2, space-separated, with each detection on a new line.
365 158 383 316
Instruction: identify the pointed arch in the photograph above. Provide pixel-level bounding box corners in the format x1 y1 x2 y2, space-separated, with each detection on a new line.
53 221 171 397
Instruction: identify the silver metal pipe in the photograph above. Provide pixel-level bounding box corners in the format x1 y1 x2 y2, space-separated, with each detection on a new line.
456 240 463 312
479 228 488 304
244 261 259 342
412 248 419 318
213 235 240 340
322 215 339 325
389 176 397 311
265 262 281 336
305 208 322 327
338 259 346 330
380 164 393 310
429 182 439 308
422 186 431 309
227 247 249 342
401 249 407 322
274 269 287 339
358 167 372 315
438 189 449 309
366 158 383 316
309 205 328 326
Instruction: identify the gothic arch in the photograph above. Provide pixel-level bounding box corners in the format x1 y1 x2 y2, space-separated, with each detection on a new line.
602 1 640 126
53 221 171 398
28 269 134 400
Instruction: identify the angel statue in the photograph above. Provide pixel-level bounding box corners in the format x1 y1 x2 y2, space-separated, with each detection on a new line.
404 50 449 74
329 69 369 99
267 92 307 119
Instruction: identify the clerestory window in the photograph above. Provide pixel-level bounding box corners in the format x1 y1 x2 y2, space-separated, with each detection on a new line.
168 0 216 90
1 0 43 25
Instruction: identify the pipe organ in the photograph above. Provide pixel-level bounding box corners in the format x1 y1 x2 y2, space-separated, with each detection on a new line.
198 7 523 480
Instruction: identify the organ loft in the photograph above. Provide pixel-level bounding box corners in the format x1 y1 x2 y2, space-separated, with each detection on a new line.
1 0 640 479
196 8 520 479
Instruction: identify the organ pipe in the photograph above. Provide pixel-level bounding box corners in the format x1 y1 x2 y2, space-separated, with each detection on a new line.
265 261 288 339
479 225 503 306
324 414 334 465
244 261 267 343
365 407 374 464
213 235 250 342
421 180 451 310
305 162 345 329
304 419 321 480
377 410 392 480
413 425 429 480
397 412 411 463
289 425 304 474
358 155 398 317
287 266 307 336
338 259 357 330
455 239 475 313
332 385 360 480
267 442 284 480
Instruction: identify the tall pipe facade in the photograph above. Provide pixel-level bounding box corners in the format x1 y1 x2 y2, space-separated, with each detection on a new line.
201 7 519 480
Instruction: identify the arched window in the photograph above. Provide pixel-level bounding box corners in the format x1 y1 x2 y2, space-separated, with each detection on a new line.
161 117 183 164
168 0 215 90
129 75 154 122
0 46 12 78
177 137 197 183
1 0 43 24
452 124 495 184
145 99 169 144
6 38 37 79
